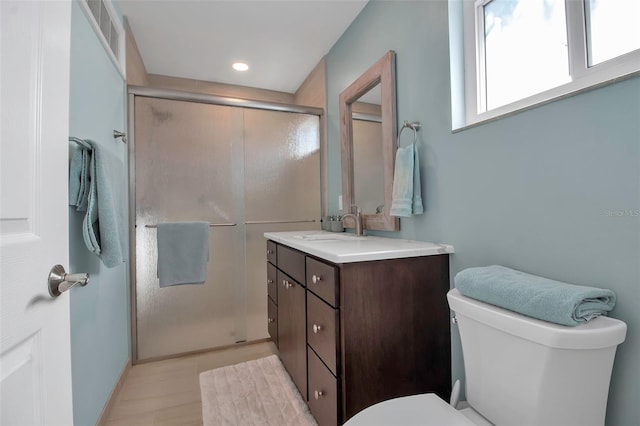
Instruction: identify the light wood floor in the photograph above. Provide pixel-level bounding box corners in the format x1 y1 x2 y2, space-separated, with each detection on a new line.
104 341 278 426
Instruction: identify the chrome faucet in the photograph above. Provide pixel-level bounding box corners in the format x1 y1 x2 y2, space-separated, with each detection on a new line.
342 206 364 236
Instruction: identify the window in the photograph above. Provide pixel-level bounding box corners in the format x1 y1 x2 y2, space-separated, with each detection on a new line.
480 0 570 110
460 0 640 127
584 0 640 66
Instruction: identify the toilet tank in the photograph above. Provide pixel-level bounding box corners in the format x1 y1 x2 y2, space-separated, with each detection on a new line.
447 288 626 426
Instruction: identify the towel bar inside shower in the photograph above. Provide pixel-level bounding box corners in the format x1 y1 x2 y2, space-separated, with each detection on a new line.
144 223 237 228
144 219 317 228
245 219 316 224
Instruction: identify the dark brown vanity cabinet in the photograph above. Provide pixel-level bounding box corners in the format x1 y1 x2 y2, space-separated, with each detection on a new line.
266 240 452 425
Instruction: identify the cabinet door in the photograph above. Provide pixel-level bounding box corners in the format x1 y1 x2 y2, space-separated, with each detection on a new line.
267 297 278 347
277 271 308 400
267 262 277 303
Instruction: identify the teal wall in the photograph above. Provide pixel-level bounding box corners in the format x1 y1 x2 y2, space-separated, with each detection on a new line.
326 1 639 425
68 1 130 425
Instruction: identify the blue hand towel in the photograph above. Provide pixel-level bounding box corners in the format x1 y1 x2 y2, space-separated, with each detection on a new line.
412 144 424 215
390 144 423 217
156 221 210 287
69 138 127 268
454 265 617 326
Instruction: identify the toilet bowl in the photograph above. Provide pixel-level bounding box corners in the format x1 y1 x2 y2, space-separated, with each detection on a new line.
344 393 475 426
344 289 627 426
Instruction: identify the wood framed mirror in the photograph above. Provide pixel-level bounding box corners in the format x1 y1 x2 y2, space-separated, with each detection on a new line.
340 50 399 232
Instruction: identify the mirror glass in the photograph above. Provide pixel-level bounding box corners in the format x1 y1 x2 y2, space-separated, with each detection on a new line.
340 51 398 231
352 84 383 215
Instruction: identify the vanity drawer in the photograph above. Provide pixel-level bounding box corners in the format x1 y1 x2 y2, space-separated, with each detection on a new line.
267 262 277 303
267 240 277 264
277 245 306 285
306 257 339 307
308 347 339 426
307 291 339 375
268 297 278 347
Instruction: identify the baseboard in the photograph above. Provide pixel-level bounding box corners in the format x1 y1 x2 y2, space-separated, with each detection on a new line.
96 358 132 426
133 337 272 365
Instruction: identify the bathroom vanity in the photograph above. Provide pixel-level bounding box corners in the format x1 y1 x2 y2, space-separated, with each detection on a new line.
265 231 454 425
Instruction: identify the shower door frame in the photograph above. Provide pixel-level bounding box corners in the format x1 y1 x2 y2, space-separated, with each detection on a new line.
127 86 323 363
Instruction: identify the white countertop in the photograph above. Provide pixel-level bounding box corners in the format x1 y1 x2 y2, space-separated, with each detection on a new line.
264 230 454 263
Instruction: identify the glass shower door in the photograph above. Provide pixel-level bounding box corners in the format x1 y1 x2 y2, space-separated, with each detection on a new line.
134 97 244 360
243 109 321 342
132 97 321 361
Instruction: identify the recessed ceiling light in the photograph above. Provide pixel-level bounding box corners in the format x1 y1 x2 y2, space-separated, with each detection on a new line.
232 62 249 72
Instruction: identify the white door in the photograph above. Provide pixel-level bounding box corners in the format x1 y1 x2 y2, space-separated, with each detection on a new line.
0 1 74 424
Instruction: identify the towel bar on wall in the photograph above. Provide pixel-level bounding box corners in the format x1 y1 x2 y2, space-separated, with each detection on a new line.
113 130 127 144
397 121 421 148
69 132 127 146
69 136 92 149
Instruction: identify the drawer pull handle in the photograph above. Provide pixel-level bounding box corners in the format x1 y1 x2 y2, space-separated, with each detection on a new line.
282 279 292 289
312 324 323 334
267 249 274 255
312 274 322 284
314 390 324 400
267 279 274 284
268 317 275 324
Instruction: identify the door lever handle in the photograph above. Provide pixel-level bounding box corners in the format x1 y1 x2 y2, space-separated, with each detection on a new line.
48 265 89 297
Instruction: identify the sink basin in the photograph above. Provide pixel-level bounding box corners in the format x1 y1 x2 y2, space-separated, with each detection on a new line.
292 233 367 242
266 230 455 263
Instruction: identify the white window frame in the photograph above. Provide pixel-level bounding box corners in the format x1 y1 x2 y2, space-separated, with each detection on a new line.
461 0 640 128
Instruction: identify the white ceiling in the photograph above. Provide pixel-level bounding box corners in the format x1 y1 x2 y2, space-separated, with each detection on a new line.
116 0 368 94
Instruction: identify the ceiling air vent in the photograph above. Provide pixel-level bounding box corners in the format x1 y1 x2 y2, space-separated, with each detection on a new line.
84 0 123 72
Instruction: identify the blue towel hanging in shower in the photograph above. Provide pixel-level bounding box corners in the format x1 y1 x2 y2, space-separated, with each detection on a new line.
156 221 210 287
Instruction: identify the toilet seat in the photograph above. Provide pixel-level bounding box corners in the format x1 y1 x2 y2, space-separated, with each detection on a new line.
343 393 477 426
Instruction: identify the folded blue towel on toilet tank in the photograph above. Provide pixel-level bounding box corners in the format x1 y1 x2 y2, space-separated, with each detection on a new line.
454 265 616 326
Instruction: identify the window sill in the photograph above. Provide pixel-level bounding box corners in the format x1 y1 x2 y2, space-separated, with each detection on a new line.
454 57 640 133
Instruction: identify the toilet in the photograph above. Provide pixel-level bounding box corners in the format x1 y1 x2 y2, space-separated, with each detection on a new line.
345 288 627 426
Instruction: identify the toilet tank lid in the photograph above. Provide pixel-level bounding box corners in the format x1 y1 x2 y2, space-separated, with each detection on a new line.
447 289 627 349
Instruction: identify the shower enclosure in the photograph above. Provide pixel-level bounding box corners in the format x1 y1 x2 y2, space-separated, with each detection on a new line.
128 88 321 361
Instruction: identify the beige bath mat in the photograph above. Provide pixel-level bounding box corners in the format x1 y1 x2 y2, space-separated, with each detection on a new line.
199 354 317 426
